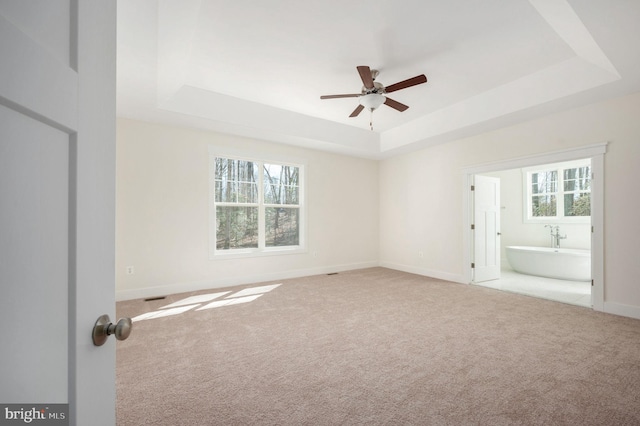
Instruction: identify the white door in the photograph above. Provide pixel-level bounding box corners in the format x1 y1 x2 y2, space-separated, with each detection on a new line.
473 175 501 282
0 2 116 424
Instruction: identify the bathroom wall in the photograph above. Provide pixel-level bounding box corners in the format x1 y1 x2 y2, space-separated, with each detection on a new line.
482 167 591 269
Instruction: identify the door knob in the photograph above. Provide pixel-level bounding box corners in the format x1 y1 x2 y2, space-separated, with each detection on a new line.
92 314 132 346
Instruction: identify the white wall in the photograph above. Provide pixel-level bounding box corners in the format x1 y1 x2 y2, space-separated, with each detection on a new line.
380 91 640 317
116 118 379 300
482 167 591 269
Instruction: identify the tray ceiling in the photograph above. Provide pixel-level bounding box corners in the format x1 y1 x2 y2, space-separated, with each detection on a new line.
117 0 640 158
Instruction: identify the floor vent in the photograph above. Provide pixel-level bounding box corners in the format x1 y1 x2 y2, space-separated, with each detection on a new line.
144 296 166 302
327 272 339 275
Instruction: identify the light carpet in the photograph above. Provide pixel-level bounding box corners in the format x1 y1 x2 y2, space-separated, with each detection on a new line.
116 268 640 425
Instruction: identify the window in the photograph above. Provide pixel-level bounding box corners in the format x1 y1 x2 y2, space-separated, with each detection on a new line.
524 160 591 222
211 154 304 257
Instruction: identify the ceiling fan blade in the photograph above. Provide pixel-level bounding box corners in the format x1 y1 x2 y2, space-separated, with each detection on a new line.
384 97 409 112
349 104 365 117
384 74 427 93
357 66 375 89
320 94 361 99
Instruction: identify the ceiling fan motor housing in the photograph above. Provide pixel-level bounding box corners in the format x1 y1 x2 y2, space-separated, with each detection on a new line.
363 81 385 95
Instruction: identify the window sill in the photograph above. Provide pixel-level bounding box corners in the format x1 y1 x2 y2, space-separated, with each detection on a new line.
209 246 306 260
524 217 591 224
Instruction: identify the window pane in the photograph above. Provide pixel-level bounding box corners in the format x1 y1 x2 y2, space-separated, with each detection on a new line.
216 206 258 250
264 164 299 205
564 193 591 216
564 166 591 191
564 168 576 191
532 194 556 217
214 158 257 203
531 171 557 194
265 207 299 247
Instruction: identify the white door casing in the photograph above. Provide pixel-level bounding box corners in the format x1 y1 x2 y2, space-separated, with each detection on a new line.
473 175 501 282
461 143 605 311
0 2 116 424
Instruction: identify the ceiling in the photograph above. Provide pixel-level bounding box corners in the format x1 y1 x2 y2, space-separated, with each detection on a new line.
117 0 640 159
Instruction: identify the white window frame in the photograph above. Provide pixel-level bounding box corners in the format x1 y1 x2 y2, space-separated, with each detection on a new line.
522 159 591 224
209 148 306 259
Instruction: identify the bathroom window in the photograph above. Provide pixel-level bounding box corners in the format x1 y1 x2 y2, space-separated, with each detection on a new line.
524 160 591 223
210 153 305 258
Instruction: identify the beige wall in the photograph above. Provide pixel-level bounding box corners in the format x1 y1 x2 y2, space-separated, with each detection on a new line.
117 91 640 318
379 91 640 317
116 118 379 299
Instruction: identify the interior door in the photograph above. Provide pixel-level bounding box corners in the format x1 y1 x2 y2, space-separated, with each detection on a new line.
473 175 501 282
0 2 116 424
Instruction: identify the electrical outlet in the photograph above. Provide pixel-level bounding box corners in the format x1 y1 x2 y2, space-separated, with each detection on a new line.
126 266 135 275
418 251 424 258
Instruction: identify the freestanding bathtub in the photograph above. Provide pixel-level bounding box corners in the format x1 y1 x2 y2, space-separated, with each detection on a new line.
505 246 591 281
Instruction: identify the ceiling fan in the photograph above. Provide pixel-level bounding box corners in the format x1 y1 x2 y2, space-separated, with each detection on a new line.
320 66 427 128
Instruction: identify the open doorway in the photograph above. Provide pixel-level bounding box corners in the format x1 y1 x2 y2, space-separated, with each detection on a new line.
473 161 592 307
462 143 606 311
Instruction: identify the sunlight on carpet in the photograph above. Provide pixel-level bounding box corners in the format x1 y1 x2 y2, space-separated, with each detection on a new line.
131 284 282 322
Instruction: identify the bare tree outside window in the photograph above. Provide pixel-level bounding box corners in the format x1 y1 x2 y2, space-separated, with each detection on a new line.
563 166 591 216
263 164 300 247
216 206 258 249
527 163 591 221
214 158 259 250
213 157 301 253
531 171 557 217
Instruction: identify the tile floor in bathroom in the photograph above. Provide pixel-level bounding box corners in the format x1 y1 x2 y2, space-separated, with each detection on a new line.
475 269 592 308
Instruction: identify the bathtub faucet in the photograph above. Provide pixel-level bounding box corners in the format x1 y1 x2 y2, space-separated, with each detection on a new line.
545 225 567 248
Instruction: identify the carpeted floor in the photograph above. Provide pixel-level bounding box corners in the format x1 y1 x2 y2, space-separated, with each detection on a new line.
116 268 640 425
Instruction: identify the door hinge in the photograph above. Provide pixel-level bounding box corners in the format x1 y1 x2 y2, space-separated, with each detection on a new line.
471 263 475 269
471 224 475 230
591 226 594 233
591 279 594 287
471 185 475 191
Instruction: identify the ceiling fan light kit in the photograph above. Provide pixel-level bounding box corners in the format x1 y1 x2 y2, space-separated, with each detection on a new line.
320 65 428 130
360 93 385 110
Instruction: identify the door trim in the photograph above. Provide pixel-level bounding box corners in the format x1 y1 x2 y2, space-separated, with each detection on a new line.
461 142 607 311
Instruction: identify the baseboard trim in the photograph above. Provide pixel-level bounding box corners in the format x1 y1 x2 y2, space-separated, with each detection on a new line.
117 263 640 321
603 301 640 320
380 261 467 284
116 261 379 301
